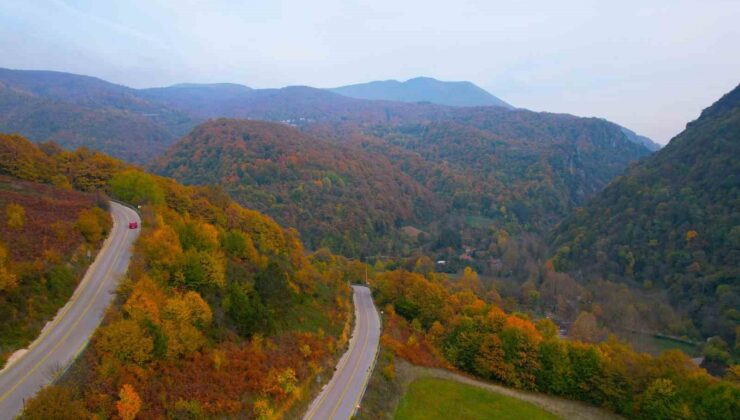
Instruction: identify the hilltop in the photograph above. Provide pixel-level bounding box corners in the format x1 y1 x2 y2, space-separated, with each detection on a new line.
330 76 513 108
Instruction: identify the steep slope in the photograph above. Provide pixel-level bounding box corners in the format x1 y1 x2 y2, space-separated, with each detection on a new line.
550 84 740 341
0 135 113 366
619 126 662 151
372 110 653 230
0 133 355 418
0 68 195 162
330 76 513 108
152 119 444 256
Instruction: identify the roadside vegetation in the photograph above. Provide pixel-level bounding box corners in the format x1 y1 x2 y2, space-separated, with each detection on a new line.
1 134 357 418
0 172 110 368
358 349 619 420
367 268 740 419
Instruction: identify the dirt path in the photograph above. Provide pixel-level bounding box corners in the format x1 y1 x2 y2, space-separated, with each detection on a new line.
395 360 623 420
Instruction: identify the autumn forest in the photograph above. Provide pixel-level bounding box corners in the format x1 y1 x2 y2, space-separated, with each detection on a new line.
0 64 738 420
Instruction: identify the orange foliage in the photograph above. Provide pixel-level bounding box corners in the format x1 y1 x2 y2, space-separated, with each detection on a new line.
116 384 141 420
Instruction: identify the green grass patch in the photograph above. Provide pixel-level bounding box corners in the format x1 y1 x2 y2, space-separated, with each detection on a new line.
623 331 700 357
395 378 559 420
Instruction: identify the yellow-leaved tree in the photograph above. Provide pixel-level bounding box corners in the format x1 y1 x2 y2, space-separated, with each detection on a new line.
5 203 25 229
0 242 17 292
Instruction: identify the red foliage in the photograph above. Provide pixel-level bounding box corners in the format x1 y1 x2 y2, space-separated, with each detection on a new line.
381 309 449 369
0 175 96 262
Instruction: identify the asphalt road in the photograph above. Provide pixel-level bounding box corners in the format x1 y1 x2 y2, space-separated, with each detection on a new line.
304 285 381 420
0 201 140 419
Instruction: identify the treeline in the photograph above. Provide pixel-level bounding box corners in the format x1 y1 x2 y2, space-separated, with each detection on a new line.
0 134 355 418
372 269 740 419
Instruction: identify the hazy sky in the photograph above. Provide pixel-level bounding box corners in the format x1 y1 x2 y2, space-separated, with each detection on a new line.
1 0 738 144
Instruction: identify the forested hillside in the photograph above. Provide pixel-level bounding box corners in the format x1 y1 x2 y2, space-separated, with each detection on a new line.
368 108 652 227
152 119 444 255
0 134 112 366
0 134 356 418
0 69 195 162
551 85 740 343
155 107 653 264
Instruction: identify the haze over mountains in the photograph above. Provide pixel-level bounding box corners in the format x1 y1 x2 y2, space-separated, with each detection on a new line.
0 67 657 162
1 64 739 418
0 68 193 161
329 76 513 108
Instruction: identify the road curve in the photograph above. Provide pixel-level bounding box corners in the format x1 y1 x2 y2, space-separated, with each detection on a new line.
0 201 140 419
304 285 381 420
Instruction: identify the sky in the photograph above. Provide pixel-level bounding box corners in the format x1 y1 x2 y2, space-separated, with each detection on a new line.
0 0 738 144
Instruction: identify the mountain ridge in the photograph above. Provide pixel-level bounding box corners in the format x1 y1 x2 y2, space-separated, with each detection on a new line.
550 84 740 341
330 76 513 108
0 67 658 164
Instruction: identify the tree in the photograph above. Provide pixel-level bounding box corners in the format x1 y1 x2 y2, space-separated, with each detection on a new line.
179 250 226 289
473 334 514 384
75 208 108 243
140 223 183 271
0 264 16 293
222 229 259 265
725 365 740 384
539 270 582 320
413 256 435 275
458 267 483 294
177 220 219 251
255 260 293 308
109 169 164 205
536 318 559 340
226 283 272 336
639 378 681 419
5 203 25 229
96 319 153 365
568 342 604 404
20 386 89 420
500 318 541 389
116 384 142 420
537 339 572 395
0 242 17 292
162 321 206 358
163 291 212 327
570 311 603 343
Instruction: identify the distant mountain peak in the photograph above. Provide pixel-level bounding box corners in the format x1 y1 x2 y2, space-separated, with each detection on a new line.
329 77 513 108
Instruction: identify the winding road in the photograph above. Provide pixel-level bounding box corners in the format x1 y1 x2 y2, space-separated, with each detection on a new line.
0 201 140 419
304 285 381 420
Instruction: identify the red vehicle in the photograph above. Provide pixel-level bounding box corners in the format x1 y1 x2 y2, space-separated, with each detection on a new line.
128 221 138 229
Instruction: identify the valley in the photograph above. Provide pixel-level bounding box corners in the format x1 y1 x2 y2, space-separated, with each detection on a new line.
0 69 737 419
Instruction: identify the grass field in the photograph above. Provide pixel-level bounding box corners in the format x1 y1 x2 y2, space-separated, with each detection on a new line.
394 378 560 420
623 331 700 357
